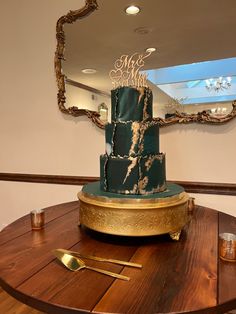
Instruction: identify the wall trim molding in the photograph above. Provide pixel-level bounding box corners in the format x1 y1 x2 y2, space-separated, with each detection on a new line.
0 173 235 196
0 173 97 186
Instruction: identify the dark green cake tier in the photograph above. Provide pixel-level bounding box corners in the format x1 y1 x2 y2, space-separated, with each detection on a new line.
111 86 152 122
82 181 184 199
105 121 159 157
100 153 166 195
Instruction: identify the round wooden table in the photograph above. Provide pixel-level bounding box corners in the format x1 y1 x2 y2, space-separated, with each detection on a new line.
0 201 235 314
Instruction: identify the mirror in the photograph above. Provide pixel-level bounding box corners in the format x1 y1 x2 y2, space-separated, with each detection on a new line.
55 0 236 128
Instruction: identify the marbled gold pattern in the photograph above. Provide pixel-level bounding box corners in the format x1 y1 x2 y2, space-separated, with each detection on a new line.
103 155 108 190
138 176 149 191
137 87 145 104
123 157 138 184
129 122 140 155
139 182 167 195
145 154 164 171
143 88 151 121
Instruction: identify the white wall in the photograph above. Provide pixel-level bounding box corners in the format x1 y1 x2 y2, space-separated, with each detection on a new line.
0 181 82 228
0 0 235 229
160 122 236 183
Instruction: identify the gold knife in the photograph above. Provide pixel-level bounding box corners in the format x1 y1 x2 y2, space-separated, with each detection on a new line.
52 249 130 281
55 248 142 268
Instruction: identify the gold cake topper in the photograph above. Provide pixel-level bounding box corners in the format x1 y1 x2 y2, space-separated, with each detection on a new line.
109 51 152 88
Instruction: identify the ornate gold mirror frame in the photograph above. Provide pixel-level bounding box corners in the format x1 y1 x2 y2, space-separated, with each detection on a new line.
55 0 104 129
55 0 236 129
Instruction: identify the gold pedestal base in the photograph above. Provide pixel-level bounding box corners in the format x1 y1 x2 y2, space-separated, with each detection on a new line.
78 188 190 238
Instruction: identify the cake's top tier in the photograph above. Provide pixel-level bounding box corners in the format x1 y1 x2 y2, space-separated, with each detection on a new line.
111 86 153 122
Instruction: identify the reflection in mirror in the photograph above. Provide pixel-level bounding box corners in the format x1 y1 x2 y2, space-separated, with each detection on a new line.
98 102 108 122
144 59 236 120
55 0 236 128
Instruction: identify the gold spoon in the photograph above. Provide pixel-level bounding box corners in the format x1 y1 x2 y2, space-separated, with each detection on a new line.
52 249 130 281
55 248 142 268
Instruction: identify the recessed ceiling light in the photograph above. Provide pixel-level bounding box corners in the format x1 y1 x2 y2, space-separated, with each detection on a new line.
81 68 97 74
125 5 140 15
146 47 156 53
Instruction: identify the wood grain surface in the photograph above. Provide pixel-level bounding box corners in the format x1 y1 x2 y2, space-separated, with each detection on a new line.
0 201 79 246
0 288 43 314
0 202 235 314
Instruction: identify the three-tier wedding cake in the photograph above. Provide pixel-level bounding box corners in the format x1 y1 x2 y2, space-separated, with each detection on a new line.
100 85 166 195
78 52 190 239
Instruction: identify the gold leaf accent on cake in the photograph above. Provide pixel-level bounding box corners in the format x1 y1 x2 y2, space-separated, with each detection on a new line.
138 182 167 195
138 123 147 154
143 89 150 120
138 176 149 191
144 182 167 195
109 51 152 88
145 154 164 171
138 120 158 155
103 154 109 191
123 157 138 184
129 122 140 155
111 123 117 155
137 87 145 104
123 184 138 195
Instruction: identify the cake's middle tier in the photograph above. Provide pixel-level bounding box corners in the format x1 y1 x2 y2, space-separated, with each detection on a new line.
105 121 159 157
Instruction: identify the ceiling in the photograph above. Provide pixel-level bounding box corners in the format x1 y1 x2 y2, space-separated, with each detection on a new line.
62 0 236 95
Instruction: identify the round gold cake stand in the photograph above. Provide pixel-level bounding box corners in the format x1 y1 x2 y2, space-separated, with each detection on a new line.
78 182 191 240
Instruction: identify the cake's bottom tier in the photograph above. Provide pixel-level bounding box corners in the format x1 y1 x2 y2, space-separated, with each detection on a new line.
100 153 166 195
